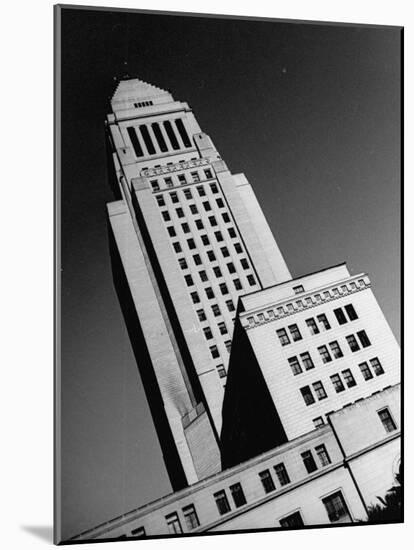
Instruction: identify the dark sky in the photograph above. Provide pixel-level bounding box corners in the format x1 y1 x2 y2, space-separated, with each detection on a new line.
59 7 401 540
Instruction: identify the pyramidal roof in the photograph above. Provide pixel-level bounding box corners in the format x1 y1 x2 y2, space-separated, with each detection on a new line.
111 78 173 110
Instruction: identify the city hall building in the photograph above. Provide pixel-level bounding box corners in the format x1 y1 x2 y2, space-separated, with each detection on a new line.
71 78 401 541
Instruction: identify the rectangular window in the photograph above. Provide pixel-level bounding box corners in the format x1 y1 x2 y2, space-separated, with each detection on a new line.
184 274 194 287
173 242 182 253
259 470 276 493
205 287 214 299
201 234 210 246
182 504 200 530
162 211 171 221
156 195 165 206
306 318 320 335
212 304 221 317
300 386 315 406
317 313 331 330
330 374 345 393
359 361 373 380
318 345 332 364
216 198 224 208
322 491 351 523
240 258 249 270
225 340 231 353
191 291 200 304
164 177 173 188
221 246 230 257
175 119 192 148
170 191 178 203
199 270 208 282
293 285 305 294
197 185 206 197
313 416 325 429
279 511 304 528
277 328 290 346
165 512 182 534
210 183 219 193
190 171 200 182
196 309 206 322
184 189 192 199
222 212 231 223
131 526 146 538
176 207 184 218
329 341 343 359
207 250 216 262
342 369 357 387
219 283 229 295
193 254 202 265
234 279 242 290
139 125 156 155
227 262 236 274
357 330 371 348
300 352 315 370
288 324 302 341
203 201 211 211
301 450 318 473
214 490 231 515
210 345 219 359
334 308 347 325
370 357 384 376
181 222 190 234
204 168 213 179
346 334 360 352
203 327 213 340
195 219 203 229
178 174 187 185
190 204 198 214
247 274 256 286
127 127 144 158
345 303 358 321
215 231 223 242
164 120 180 150
378 408 397 433
167 226 176 237
274 462 291 486
229 483 247 507
151 122 168 152
178 258 188 270
217 364 227 378
226 299 235 312
213 266 222 278
209 215 217 227
315 444 331 466
187 238 196 250
228 227 237 238
288 356 302 375
218 321 228 335
313 381 327 400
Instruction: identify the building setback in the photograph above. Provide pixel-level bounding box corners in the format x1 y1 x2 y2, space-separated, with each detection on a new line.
71 78 401 540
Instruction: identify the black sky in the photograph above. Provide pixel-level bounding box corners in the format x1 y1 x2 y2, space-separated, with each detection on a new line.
59 7 401 540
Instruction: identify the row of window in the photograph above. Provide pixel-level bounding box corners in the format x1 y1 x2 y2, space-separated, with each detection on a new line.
300 356 385 406
152 169 215 192
127 118 192 159
279 490 351 527
210 340 231 359
275 303 359 347
133 100 153 108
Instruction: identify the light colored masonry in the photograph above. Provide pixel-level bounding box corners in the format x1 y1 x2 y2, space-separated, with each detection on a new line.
73 78 401 541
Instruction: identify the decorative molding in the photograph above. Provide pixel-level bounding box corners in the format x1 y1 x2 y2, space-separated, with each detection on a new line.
143 157 211 180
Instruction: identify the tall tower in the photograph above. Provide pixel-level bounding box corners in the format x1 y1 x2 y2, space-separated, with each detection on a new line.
106 78 291 490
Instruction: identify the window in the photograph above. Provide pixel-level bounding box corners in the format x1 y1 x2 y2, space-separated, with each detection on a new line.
313 381 327 400
222 212 231 223
288 356 302 376
164 177 173 188
234 278 242 291
170 191 178 203
191 291 200 304
217 364 227 378
315 444 331 467
195 219 204 229
216 198 225 208
197 185 206 197
219 247 229 259
209 215 217 227
131 526 146 538
193 254 202 265
201 235 210 246
240 258 249 270
331 374 345 394
218 321 228 335
313 416 325 429
210 183 219 193
203 201 211 211
152 122 168 152
259 470 275 493
318 345 332 364
127 127 144 158
210 345 219 359
279 511 304 528
215 231 223 242
228 227 237 238
226 299 235 312
190 204 198 214
306 318 320 335
219 283 229 295
197 309 206 322
178 174 187 185
225 340 232 353
317 314 331 330
156 195 165 206
345 303 358 321
359 361 373 380
357 330 371 348
203 327 213 340
346 334 360 352
288 324 302 342
166 512 182 534
163 120 180 150
184 189 193 200
247 275 256 286
274 462 290 486
277 328 290 346
334 308 347 325
329 341 343 359
300 352 315 370
300 386 315 406
182 222 190 234
199 270 208 282
214 490 231 515
211 304 221 317
229 483 247 507
213 266 222 278
184 274 194 287
187 238 196 250
342 369 357 388
191 171 200 182
378 408 397 433
207 250 216 262
175 119 192 148
301 450 318 473
234 242 243 254
176 207 184 218
293 285 305 294
182 504 199 530
173 242 182 253
162 211 171 221
204 168 213 179
167 226 176 237
205 287 214 299
370 357 384 376
178 258 188 270
322 491 351 523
